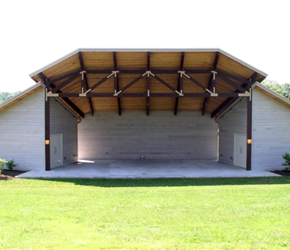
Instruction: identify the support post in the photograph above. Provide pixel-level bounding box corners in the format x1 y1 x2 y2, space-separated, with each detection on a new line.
45 87 51 171
246 89 252 171
113 52 121 115
147 52 150 115
175 52 185 115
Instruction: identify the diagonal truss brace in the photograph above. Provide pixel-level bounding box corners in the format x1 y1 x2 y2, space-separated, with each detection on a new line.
178 71 218 97
79 71 119 97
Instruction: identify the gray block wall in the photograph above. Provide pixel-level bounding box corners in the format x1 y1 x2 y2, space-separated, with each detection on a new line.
218 98 247 165
252 89 290 170
78 110 218 160
0 90 45 170
50 99 78 166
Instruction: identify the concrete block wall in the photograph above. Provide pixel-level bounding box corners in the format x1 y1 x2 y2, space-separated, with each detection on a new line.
78 110 218 160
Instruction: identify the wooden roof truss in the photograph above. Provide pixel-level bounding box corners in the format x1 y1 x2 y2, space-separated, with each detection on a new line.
43 65 254 117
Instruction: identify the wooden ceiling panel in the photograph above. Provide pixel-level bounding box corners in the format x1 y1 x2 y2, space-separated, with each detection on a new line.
92 98 118 111
150 97 176 110
150 52 181 68
120 98 146 110
116 52 147 69
217 53 255 80
43 53 80 79
82 52 113 69
178 97 205 110
184 52 216 68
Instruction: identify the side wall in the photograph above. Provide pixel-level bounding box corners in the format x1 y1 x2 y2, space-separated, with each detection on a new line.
78 110 218 160
219 98 247 165
0 90 45 170
252 89 290 170
50 99 78 166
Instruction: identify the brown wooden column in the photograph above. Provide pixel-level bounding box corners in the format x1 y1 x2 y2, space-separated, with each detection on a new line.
246 90 252 171
45 89 51 171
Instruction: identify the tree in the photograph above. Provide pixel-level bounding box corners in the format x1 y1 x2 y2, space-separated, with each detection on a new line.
261 80 290 100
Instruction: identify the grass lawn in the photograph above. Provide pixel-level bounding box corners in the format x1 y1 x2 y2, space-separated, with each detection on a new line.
1 177 290 249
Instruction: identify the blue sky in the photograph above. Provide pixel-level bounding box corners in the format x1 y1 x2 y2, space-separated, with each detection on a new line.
0 0 289 92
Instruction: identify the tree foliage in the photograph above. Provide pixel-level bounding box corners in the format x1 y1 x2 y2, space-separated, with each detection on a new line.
0 91 21 104
261 79 290 100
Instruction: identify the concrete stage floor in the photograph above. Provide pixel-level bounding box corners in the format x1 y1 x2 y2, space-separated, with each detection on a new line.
17 159 279 179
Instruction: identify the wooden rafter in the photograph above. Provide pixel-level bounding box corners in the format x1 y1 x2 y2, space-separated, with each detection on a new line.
211 72 258 118
51 73 80 93
216 73 247 93
175 52 185 115
113 52 121 115
78 52 94 116
202 52 220 115
38 72 85 118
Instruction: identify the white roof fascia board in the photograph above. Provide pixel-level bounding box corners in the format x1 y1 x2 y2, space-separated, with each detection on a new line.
29 48 267 78
0 83 41 110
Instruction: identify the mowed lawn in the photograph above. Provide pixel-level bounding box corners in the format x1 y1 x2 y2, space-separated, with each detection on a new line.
1 177 290 249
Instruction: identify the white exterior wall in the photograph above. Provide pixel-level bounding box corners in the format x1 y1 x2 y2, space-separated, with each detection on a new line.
252 89 290 170
78 110 218 160
0 90 45 170
50 99 78 166
218 98 247 166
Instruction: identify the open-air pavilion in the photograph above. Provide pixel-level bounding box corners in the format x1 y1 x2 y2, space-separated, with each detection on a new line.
2 48 289 178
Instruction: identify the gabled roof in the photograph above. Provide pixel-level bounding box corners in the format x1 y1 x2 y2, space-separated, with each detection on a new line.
29 48 267 117
0 83 42 113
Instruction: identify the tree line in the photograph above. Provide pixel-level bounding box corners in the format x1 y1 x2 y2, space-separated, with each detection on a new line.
261 80 290 100
0 91 21 104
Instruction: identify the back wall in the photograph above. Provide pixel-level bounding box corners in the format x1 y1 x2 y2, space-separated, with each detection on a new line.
78 110 218 160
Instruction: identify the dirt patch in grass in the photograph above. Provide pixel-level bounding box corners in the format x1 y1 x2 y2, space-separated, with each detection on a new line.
271 170 290 176
0 170 27 179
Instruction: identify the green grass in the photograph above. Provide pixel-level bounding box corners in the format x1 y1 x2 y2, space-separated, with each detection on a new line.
1 177 290 249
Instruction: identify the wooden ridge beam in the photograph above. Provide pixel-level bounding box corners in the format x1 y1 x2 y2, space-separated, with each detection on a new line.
113 52 121 115
175 52 185 115
211 72 258 118
38 72 85 118
78 52 94 116
202 52 220 115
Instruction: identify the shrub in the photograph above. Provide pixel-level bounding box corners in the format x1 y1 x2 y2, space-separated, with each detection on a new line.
6 159 17 171
282 152 290 171
0 158 7 174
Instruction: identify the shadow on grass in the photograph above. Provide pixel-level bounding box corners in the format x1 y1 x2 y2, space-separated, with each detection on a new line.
21 176 290 187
